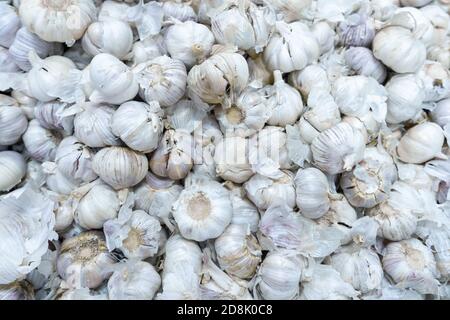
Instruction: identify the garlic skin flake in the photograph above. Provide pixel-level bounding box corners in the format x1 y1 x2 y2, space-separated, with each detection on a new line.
172 180 233 242
0 151 26 192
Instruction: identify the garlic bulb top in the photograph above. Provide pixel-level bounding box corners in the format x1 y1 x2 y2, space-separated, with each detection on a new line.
172 180 233 241
0 151 26 192
0 3 21 48
19 0 97 45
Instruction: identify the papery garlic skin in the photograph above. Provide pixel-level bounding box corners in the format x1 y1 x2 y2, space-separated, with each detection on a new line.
107 261 161 300
344 47 387 84
397 122 445 164
34 101 74 134
0 47 19 72
0 103 28 145
416 60 450 103
172 180 233 242
382 238 439 294
247 55 273 88
0 151 26 192
111 101 163 153
22 119 61 162
289 65 331 98
431 98 450 127
0 3 20 48
226 184 260 233
11 90 38 120
215 224 262 279
57 231 116 289
338 11 375 48
129 35 166 66
162 0 197 22
311 21 336 55
92 146 148 190
19 0 97 45
0 281 35 300
263 0 311 22
311 122 365 175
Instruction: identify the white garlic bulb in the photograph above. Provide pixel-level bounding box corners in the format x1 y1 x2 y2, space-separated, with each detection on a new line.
427 42 450 69
247 54 273 88
0 3 20 48
340 147 398 208
215 224 262 279
214 136 253 184
382 238 439 294
0 281 35 300
129 35 166 66
344 47 387 84
373 26 426 73
55 136 97 183
338 11 375 47
397 122 445 164
342 114 381 144
226 183 260 233
111 101 163 153
0 151 26 192
82 19 133 60
311 21 336 55
164 20 215 68
162 0 197 22
264 21 320 73
311 122 365 175
416 60 450 103
431 98 450 127
172 180 233 241
57 231 116 289
371 0 400 22
74 182 121 230
244 170 296 210
295 167 341 219
92 146 148 190
97 0 131 22
19 0 96 45
22 119 61 162
44 162 80 195
11 90 37 120
0 102 28 145
73 103 120 148
8 27 63 71
289 65 331 98
0 46 19 72
400 0 432 6
393 7 435 46
34 101 74 135
107 260 161 300
385 74 425 124
135 55 187 107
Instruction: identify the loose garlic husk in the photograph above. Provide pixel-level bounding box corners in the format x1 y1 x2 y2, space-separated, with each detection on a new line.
382 238 440 294
111 101 163 153
164 20 215 68
397 122 446 164
416 60 450 103
172 180 233 241
385 74 425 124
264 21 320 73
107 260 161 300
311 122 365 175
214 136 253 183
0 100 28 145
22 119 61 162
82 19 133 60
19 0 97 45
344 47 387 84
294 167 341 219
244 170 296 210
55 136 97 183
57 231 116 289
92 146 148 190
289 65 331 99
134 55 187 107
34 101 74 135
340 147 398 208
73 103 120 148
0 151 26 191
214 224 262 279
0 3 20 48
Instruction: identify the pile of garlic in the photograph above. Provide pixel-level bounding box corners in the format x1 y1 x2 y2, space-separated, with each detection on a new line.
0 0 450 301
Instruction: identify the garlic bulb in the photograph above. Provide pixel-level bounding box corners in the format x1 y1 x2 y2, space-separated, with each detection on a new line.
63 42 92 69
373 26 427 73
289 65 331 99
129 35 166 66
431 98 450 127
253 251 305 300
57 231 116 289
344 47 387 84
55 136 97 183
382 238 439 294
22 119 61 162
82 19 133 60
11 90 37 120
162 0 197 22
34 101 74 134
187 49 249 107
172 180 233 241
247 54 273 88
92 146 148 190
111 101 163 153
0 3 20 48
338 10 375 47
135 55 187 107
104 195 161 260
311 122 365 175
400 0 432 6
226 183 260 233
340 147 397 208
416 60 450 102
244 170 296 210
342 114 381 144
311 21 336 55
397 122 445 164
107 260 161 300
295 167 341 219
263 0 311 22
97 0 131 22
214 136 253 183
44 162 80 195
385 74 425 124
0 102 28 145
0 185 57 284
264 21 320 73
0 281 35 300
164 20 215 68
19 0 96 45
74 182 121 230
0 151 26 192
8 27 63 71
214 224 262 279
428 42 450 69
0 46 19 72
